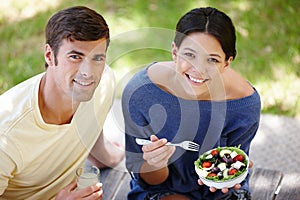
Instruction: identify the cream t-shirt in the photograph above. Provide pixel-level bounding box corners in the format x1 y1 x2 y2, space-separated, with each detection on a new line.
0 66 115 199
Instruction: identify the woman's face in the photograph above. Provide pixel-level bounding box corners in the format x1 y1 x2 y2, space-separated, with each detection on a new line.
172 32 232 98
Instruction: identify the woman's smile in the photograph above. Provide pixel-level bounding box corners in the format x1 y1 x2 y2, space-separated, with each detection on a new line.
185 73 209 85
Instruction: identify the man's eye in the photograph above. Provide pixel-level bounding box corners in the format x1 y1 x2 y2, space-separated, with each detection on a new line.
70 55 81 60
93 56 105 62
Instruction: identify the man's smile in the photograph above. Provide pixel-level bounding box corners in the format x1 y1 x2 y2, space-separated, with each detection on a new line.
73 78 94 86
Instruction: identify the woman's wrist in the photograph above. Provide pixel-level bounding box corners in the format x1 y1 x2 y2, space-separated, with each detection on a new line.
140 162 169 185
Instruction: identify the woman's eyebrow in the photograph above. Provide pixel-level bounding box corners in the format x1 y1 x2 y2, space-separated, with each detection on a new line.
183 47 222 58
209 53 222 58
183 47 197 53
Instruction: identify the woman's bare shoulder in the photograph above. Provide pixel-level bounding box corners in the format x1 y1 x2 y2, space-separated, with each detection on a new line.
225 68 254 99
147 61 175 82
147 61 176 94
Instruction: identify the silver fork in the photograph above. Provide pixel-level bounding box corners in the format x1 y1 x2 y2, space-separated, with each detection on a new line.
135 138 200 152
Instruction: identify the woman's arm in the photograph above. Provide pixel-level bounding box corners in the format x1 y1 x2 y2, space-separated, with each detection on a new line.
138 135 175 185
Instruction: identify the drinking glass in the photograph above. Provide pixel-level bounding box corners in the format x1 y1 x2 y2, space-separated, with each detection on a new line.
76 165 100 189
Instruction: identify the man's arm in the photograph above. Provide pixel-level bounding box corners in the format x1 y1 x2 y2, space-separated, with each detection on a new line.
88 130 124 169
0 150 15 196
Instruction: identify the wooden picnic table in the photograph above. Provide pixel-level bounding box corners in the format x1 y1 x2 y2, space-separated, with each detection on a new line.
100 167 300 200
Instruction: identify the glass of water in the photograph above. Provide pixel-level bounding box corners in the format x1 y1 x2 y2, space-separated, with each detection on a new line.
76 165 100 189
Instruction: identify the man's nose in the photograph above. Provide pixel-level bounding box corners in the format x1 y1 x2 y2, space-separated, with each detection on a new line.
79 59 93 77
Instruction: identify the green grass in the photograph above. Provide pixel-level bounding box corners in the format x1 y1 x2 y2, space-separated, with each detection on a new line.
0 0 299 118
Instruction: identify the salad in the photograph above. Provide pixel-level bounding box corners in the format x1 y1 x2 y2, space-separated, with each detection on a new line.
194 146 249 182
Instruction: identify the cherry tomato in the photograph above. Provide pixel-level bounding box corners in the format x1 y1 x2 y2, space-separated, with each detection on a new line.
229 168 238 175
202 161 212 168
233 154 244 162
211 149 219 156
208 173 217 177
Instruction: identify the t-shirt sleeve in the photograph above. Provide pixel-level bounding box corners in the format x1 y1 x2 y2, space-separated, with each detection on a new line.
0 149 16 195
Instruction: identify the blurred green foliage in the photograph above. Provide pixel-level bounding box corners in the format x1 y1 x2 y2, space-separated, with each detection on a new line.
0 0 299 117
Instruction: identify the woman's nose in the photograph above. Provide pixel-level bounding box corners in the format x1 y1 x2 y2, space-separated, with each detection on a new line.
191 60 206 73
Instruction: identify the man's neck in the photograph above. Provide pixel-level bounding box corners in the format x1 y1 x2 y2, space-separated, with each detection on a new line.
38 74 79 125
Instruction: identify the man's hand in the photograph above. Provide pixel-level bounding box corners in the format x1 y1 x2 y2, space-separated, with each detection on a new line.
55 180 103 200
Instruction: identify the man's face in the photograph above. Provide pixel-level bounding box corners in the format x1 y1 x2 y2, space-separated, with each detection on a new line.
45 38 107 103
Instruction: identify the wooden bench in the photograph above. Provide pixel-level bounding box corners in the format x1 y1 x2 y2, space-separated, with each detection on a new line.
100 167 300 200
249 168 300 200
100 167 131 200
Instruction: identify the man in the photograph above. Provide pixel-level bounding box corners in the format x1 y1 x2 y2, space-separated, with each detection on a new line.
0 6 124 199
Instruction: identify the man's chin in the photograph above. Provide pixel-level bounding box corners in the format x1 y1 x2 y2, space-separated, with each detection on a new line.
80 95 94 102
72 93 94 103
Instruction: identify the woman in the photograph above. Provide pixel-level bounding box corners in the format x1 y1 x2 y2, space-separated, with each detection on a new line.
122 7 260 200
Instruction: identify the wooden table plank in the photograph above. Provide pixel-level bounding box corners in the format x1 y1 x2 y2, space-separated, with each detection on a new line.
101 167 291 200
113 172 131 200
275 173 300 200
100 168 128 200
249 168 283 200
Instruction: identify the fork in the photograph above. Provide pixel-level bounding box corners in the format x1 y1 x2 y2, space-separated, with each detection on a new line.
135 138 200 152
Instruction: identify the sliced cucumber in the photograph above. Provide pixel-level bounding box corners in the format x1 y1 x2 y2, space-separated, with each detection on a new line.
197 168 209 178
220 149 232 157
217 162 227 171
223 168 229 179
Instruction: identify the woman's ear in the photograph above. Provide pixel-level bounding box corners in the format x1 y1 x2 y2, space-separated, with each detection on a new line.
224 56 233 68
171 42 178 62
44 44 55 67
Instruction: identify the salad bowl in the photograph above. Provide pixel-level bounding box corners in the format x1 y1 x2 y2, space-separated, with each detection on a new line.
194 146 249 189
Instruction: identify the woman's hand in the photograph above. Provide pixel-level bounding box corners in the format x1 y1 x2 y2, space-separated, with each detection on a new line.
139 135 176 185
197 179 241 193
142 135 176 170
198 160 253 193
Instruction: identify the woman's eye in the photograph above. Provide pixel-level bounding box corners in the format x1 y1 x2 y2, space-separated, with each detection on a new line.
208 58 219 63
184 52 195 58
